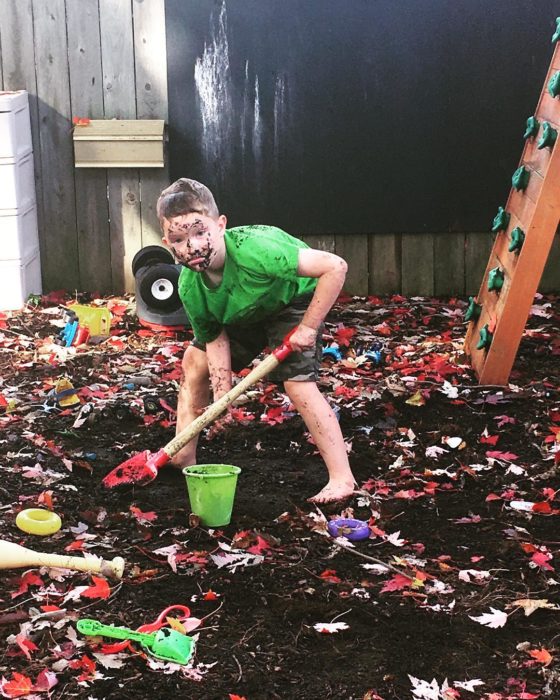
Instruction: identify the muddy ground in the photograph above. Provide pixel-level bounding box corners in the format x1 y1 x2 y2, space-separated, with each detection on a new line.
0 292 559 700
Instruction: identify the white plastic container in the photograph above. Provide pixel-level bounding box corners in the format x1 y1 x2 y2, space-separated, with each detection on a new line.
0 151 36 212
0 247 42 310
0 203 39 261
0 91 32 160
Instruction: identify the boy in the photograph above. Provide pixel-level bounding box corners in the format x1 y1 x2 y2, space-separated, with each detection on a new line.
156 178 356 504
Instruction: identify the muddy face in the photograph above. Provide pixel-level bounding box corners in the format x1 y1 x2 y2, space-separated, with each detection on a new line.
164 217 222 271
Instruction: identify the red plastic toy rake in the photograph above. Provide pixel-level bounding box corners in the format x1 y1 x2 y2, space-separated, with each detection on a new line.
102 333 294 488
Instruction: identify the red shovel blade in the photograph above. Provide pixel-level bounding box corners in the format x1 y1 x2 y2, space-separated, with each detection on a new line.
102 449 170 488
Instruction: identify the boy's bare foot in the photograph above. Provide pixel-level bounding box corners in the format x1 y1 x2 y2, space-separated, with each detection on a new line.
307 481 356 505
169 458 196 470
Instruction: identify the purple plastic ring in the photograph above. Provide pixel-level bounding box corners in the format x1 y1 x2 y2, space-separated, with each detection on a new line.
327 518 370 541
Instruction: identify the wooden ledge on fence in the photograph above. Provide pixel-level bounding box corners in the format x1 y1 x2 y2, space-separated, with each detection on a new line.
73 119 166 168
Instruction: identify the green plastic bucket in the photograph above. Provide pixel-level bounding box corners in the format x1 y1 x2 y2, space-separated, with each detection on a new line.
183 464 241 527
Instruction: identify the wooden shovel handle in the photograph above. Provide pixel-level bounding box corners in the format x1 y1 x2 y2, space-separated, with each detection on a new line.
163 335 293 459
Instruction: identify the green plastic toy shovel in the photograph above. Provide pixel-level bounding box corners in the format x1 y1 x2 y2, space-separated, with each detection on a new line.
77 618 195 665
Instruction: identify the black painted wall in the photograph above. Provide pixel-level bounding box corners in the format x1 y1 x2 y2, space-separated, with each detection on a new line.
166 0 560 234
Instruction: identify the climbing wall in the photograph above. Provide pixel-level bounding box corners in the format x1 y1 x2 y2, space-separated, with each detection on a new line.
464 22 560 385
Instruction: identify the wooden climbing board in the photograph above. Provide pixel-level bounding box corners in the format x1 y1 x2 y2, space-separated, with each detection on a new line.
464 28 560 385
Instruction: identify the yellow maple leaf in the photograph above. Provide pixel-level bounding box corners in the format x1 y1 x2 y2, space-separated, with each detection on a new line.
406 391 425 407
165 617 186 634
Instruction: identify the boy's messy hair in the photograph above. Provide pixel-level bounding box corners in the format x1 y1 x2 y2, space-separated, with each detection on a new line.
157 178 220 224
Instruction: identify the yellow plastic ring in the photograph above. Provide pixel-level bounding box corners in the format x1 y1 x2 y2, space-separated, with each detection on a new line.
16 508 62 536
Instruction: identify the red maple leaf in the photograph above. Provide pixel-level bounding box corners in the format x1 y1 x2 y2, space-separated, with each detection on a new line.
480 434 500 445
11 571 43 599
64 540 85 552
0 672 33 698
247 535 273 555
532 501 553 514
532 551 554 571
333 385 360 399
130 505 158 523
202 590 219 601
261 405 290 425
15 633 38 660
81 576 111 599
528 648 553 666
486 450 519 461
380 574 412 593
70 654 97 681
319 569 341 584
334 326 356 346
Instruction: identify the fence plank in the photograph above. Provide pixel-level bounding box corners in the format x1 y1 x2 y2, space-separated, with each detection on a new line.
369 233 401 295
335 234 368 296
434 232 465 296
133 0 170 249
401 233 434 296
99 0 136 118
465 231 493 296
109 174 142 293
140 176 167 246
100 0 141 292
1 0 45 266
67 0 112 293
32 0 79 290
133 0 167 121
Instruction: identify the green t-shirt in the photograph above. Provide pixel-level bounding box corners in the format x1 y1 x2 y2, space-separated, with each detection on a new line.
178 225 317 343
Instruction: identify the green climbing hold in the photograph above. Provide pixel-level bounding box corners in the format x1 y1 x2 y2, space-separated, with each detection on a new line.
523 116 540 140
512 166 530 192
508 227 525 254
491 206 510 233
548 72 560 98
464 297 482 323
488 267 504 292
537 121 557 150
476 324 493 351
552 17 560 43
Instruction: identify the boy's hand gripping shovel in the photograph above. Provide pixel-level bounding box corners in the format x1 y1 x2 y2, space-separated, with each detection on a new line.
77 618 195 665
102 332 294 488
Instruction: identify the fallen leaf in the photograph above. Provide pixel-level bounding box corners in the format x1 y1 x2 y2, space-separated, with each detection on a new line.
81 576 111 599
33 669 58 692
509 598 560 616
527 647 553 666
468 607 508 628
313 621 349 633
0 672 33 698
406 391 426 407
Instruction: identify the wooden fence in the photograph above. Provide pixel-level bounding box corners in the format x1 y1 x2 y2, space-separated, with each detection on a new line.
0 0 558 297
0 0 169 294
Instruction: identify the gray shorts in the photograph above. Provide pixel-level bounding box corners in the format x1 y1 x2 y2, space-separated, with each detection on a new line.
191 295 322 382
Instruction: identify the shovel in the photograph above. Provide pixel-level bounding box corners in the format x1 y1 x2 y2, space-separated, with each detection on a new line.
77 618 195 665
102 331 294 488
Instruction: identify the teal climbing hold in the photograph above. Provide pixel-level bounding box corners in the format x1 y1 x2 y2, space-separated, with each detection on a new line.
488 267 504 292
464 297 482 323
523 116 540 140
512 166 530 192
508 227 525 254
491 206 510 233
476 325 493 351
552 17 560 43
537 122 557 150
548 72 560 98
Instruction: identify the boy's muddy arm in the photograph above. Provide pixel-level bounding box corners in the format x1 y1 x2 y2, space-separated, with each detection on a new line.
206 329 233 399
292 249 348 351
